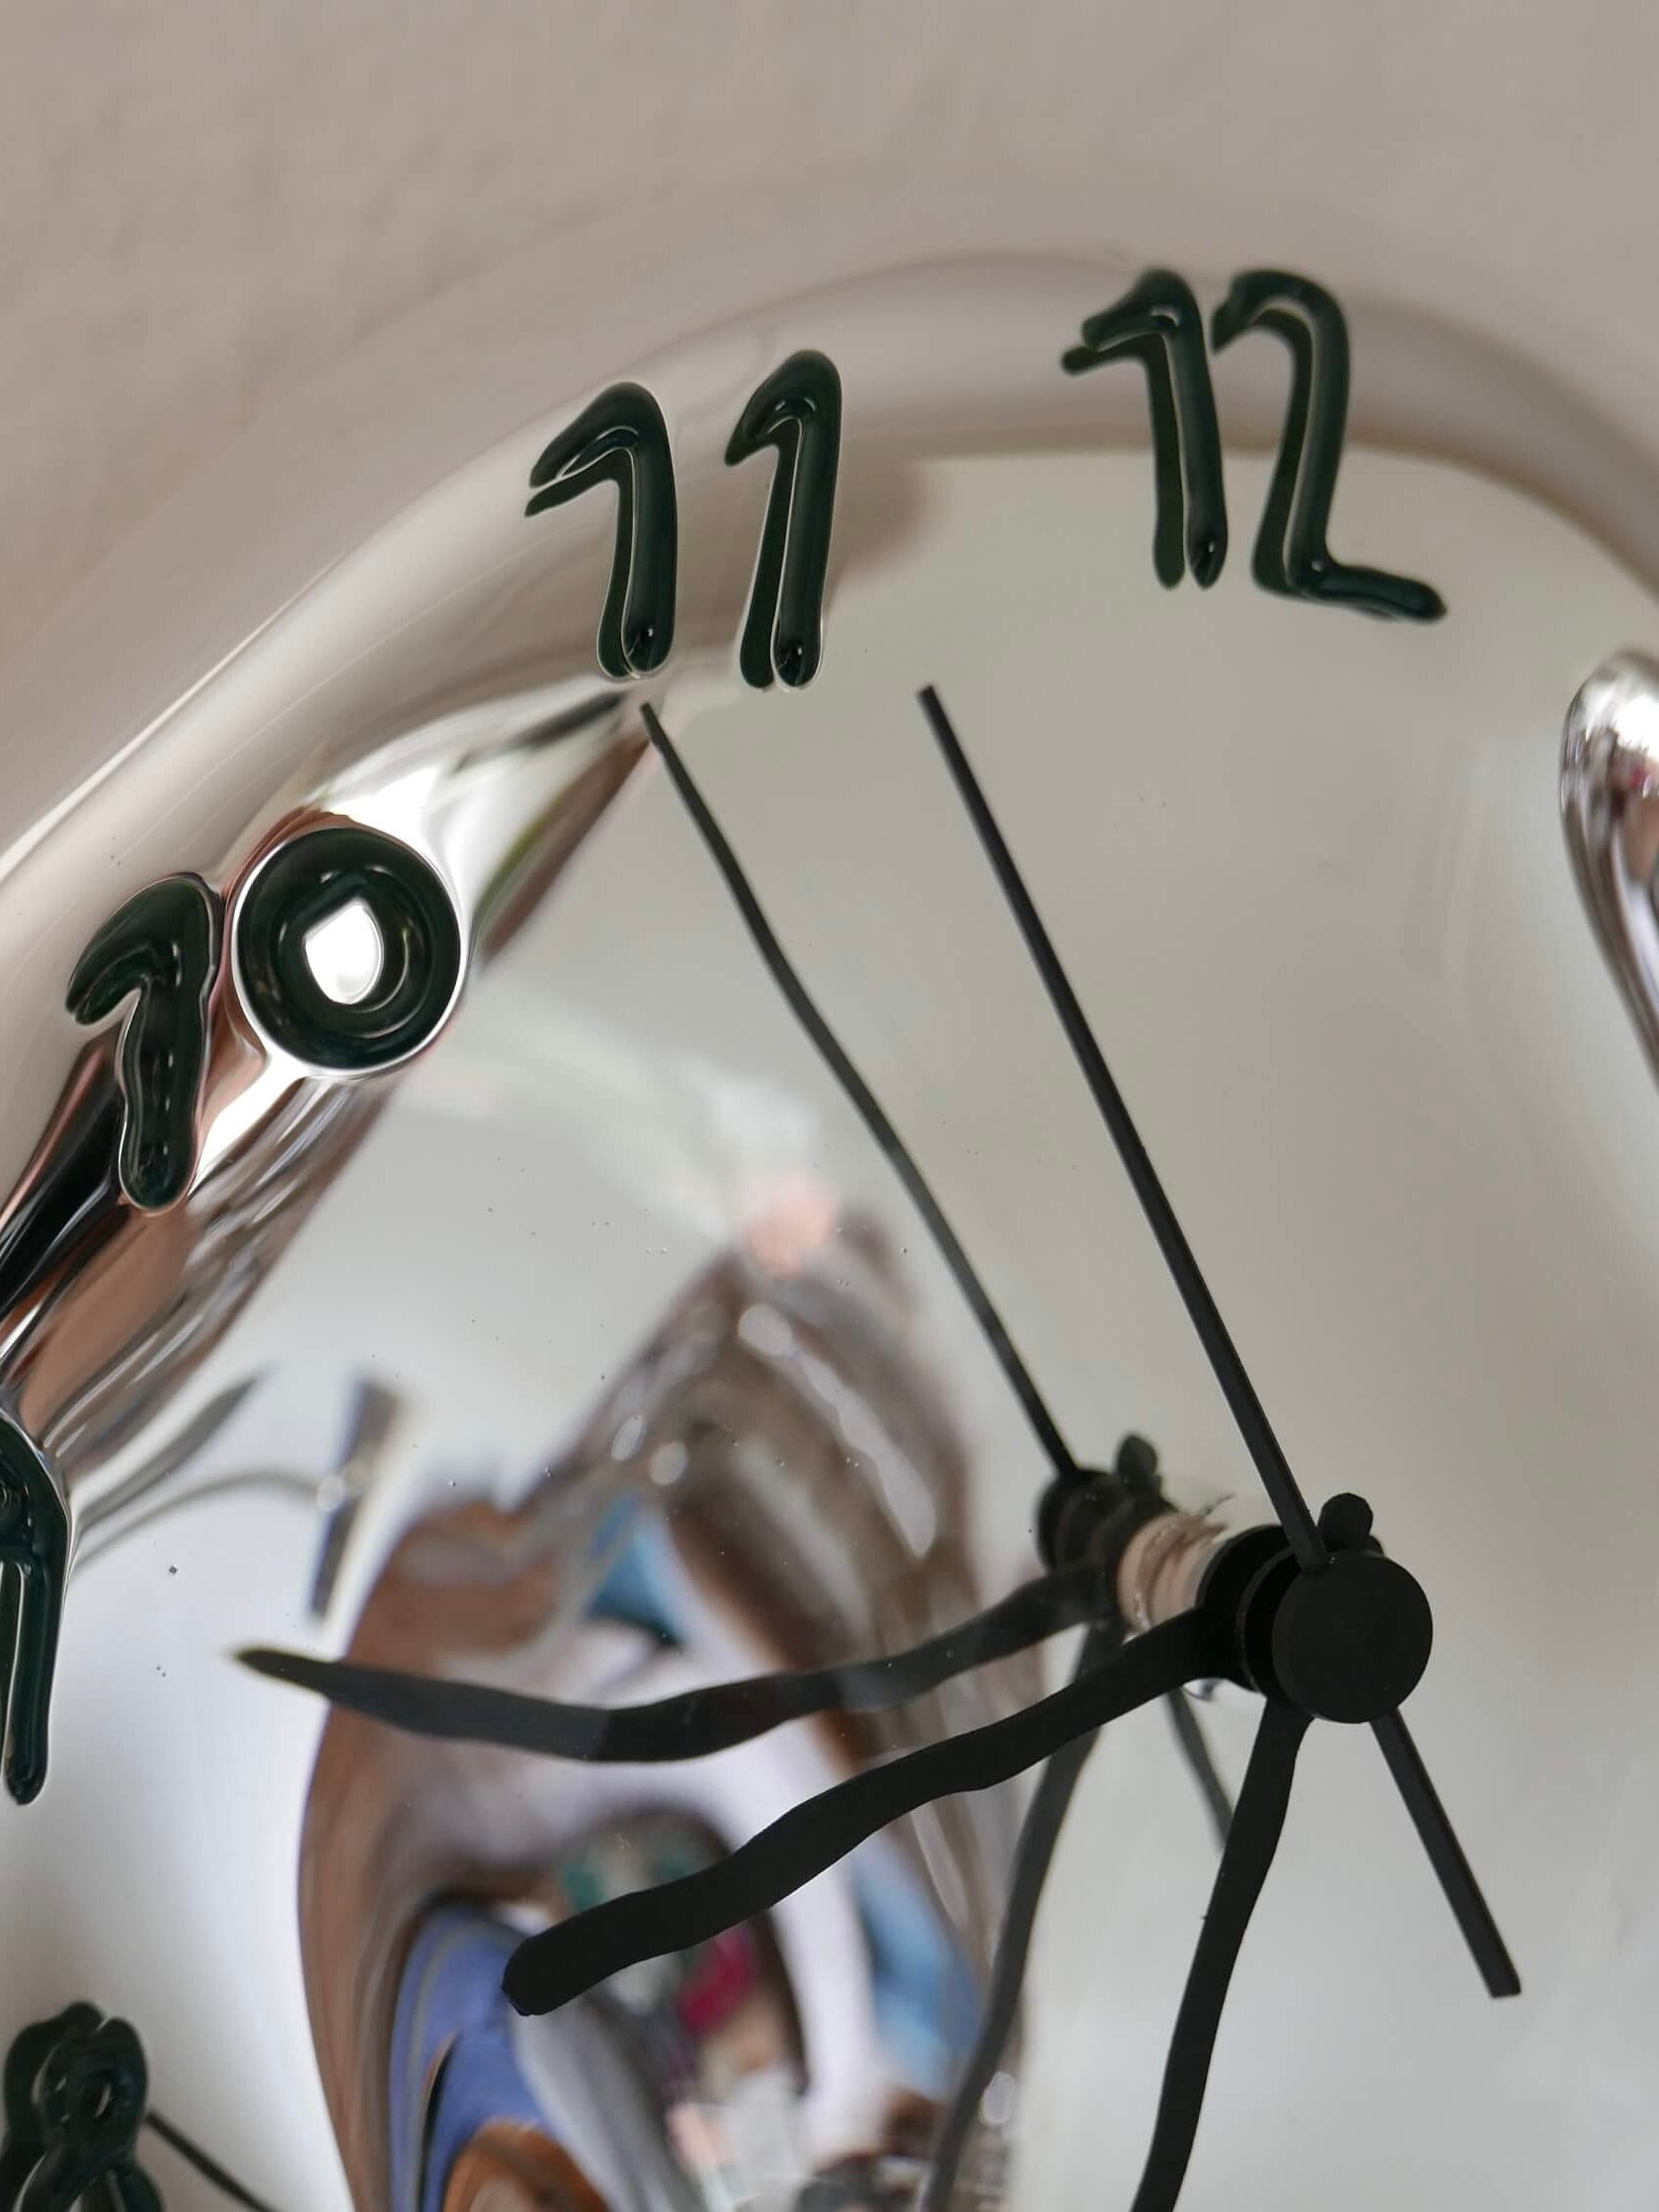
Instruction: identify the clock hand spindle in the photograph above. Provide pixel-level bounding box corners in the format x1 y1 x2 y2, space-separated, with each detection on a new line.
1040 1435 1232 1846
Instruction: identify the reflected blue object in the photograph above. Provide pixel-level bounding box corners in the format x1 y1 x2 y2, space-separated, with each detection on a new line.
388 1910 545 2212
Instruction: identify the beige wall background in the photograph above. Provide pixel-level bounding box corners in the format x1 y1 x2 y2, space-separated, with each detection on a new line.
2 0 1656 670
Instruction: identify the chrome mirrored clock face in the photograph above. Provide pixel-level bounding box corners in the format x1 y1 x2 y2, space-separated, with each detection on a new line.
0 254 1655 2212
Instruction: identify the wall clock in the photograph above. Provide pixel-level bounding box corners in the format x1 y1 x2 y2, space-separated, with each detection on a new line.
0 213 1655 2212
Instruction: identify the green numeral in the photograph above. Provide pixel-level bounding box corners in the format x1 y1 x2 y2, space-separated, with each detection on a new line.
0 1417 66 1804
726 351 842 688
1065 270 1227 589
1212 271 1444 621
526 382 678 679
66 874 220 1212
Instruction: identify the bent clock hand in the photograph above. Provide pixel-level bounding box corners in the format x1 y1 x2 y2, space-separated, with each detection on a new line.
239 1558 1114 1763
502 1609 1226 2015
640 702 1078 1482
920 1618 1123 2212
639 702 1229 1815
1130 1699 1309 2212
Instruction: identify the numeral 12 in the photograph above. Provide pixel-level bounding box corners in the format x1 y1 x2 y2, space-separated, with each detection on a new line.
1065 267 1445 620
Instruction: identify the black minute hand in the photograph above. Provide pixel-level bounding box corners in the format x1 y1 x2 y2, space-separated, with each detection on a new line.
916 685 1519 2007
917 681 1325 1565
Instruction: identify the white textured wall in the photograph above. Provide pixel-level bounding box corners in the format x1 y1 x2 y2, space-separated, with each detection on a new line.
3 0 1658 666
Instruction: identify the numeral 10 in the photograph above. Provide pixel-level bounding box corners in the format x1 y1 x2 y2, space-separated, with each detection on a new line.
68 826 462 1214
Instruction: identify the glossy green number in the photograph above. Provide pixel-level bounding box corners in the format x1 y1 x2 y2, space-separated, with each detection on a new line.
65 874 221 1213
525 382 678 679
235 826 462 1074
725 350 842 688
1064 269 1227 590
0 1417 66 1805
1212 270 1445 621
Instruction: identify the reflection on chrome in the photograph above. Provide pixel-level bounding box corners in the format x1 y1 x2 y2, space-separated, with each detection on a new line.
1 688 636 1517
0 250 1620 2211
1562 651 1659 1086
285 1224 1016 2212
0 672 639 1822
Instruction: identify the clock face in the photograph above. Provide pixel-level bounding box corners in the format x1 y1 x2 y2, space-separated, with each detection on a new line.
0 255 1656 2212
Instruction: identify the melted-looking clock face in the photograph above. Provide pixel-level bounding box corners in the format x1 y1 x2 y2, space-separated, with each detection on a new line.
0 261 1656 2212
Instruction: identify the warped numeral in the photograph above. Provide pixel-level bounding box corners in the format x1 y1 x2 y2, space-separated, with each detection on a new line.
234 825 460 1074
1064 270 1226 588
66 874 220 1212
1130 1701 1308 2211
0 1417 67 1805
0 2005 158 2211
0 2002 276 2212
725 350 841 688
1212 271 1444 621
525 382 677 679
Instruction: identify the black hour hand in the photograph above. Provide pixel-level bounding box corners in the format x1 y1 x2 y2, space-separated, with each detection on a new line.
239 1559 1113 1765
503 1609 1228 2016
1131 1699 1309 2212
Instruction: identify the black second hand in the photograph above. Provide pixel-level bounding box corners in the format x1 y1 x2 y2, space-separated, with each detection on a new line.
916 684 1327 1571
640 701 1077 1481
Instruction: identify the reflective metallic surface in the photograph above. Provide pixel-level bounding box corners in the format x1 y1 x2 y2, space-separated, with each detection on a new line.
5 244 1659 2210
1560 652 1659 1085
300 1226 1019 2210
5 688 636 1499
